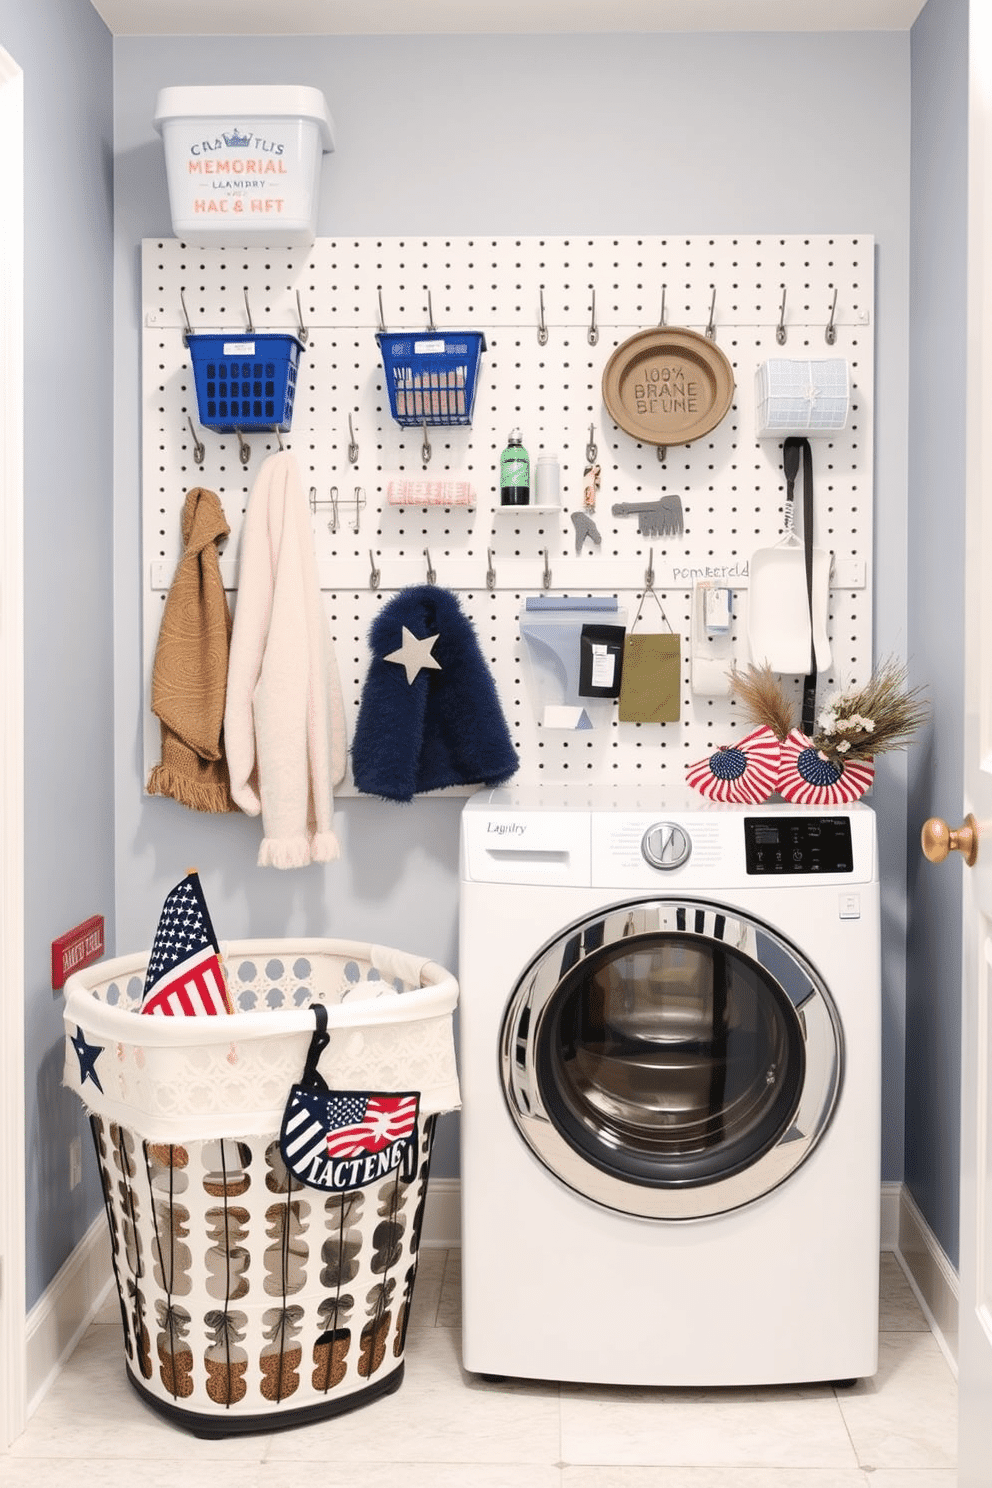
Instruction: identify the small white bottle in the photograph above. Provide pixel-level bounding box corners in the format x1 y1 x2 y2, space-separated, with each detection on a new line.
534 453 560 506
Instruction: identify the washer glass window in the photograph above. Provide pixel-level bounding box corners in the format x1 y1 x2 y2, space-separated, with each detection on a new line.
502 901 842 1219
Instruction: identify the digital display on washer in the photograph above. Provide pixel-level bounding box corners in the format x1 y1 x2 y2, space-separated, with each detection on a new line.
745 816 854 874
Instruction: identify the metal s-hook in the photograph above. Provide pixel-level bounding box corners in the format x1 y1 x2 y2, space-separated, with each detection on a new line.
645 546 655 590
353 487 365 534
348 414 359 465
659 285 667 326
234 428 250 466
186 416 205 466
296 290 309 345
542 548 552 590
588 287 599 346
776 286 788 345
825 287 838 345
243 289 255 335
369 550 381 591
586 424 598 466
422 423 432 468
329 485 339 534
425 289 436 333
377 287 387 333
537 288 548 346
424 547 436 584
486 548 496 592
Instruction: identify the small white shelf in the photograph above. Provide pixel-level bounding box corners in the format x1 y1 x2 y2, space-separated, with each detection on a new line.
494 503 561 514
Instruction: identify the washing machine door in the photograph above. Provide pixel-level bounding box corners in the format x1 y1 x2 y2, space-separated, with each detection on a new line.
500 898 842 1219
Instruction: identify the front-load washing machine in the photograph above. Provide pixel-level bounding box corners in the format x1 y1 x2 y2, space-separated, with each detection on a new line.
458 783 881 1387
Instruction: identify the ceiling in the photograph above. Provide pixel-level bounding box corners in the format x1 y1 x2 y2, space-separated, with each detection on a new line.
88 0 928 36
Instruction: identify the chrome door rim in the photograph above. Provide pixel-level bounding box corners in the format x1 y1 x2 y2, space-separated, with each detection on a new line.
500 897 843 1221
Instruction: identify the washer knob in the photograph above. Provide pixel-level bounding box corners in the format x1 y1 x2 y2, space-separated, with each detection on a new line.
641 822 691 870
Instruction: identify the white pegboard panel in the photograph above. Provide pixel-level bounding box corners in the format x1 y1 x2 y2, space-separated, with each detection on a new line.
142 234 874 792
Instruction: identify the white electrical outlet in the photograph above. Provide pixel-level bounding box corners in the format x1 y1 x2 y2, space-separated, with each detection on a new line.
69 1136 82 1190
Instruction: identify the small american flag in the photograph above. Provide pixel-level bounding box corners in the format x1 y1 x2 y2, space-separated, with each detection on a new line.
140 870 232 1016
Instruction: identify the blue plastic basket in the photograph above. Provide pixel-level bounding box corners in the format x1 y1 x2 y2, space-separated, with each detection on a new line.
377 330 485 428
187 332 304 433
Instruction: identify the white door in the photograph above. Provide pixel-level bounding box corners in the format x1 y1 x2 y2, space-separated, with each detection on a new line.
927 6 992 1479
0 43 25 1450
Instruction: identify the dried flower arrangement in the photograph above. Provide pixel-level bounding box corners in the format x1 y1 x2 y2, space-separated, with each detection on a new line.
730 659 930 765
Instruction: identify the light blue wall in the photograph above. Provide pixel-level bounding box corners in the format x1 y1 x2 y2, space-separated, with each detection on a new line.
905 0 967 1268
113 30 913 1188
0 0 116 1309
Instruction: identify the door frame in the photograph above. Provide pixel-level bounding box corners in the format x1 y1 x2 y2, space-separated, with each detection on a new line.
0 42 26 1450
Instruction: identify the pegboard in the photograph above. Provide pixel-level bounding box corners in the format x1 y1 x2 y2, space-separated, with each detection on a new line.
141 234 874 792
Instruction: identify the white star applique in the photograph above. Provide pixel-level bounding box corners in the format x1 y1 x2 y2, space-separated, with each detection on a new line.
384 626 442 684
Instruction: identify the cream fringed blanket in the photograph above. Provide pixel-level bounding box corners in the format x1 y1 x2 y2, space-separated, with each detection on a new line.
224 451 348 868
147 487 238 813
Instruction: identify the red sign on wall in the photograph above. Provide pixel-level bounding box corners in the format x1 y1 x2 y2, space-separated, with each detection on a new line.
52 914 105 992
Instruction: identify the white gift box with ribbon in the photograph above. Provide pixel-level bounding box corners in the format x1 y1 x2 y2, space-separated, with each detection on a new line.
755 358 850 438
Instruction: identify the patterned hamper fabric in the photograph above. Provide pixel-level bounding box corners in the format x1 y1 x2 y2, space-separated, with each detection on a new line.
776 729 874 804
63 940 459 1438
685 726 782 804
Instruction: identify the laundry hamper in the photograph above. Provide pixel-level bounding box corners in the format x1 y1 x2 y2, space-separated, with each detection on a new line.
63 938 459 1438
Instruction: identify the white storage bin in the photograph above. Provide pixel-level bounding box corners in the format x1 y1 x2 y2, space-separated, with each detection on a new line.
755 358 850 438
153 85 335 248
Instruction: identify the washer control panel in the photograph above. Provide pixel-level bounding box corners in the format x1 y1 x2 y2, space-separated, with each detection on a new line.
641 822 692 871
744 816 854 875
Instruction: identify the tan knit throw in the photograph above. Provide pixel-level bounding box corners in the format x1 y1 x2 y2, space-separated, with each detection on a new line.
147 487 239 813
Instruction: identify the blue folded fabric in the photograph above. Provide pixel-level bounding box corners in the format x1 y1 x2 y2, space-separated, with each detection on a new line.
523 596 619 611
351 586 519 803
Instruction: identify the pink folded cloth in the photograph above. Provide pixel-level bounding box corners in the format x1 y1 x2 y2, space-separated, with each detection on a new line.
386 480 476 506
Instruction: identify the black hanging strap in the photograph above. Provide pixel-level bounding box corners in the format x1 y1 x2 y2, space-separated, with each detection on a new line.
299 1001 330 1093
784 436 817 735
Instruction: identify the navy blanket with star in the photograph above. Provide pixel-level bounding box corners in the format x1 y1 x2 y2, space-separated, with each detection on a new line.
351 585 518 802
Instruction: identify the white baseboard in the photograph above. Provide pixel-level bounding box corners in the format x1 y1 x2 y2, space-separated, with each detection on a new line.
897 1184 959 1374
25 1212 113 1416
421 1177 461 1247
880 1179 901 1249
22 1179 955 1417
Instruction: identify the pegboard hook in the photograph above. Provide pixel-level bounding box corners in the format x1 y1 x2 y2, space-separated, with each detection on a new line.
243 289 255 335
537 288 548 346
705 286 717 341
588 287 599 346
542 548 552 590
234 428 250 466
645 547 656 590
180 288 193 347
348 414 359 465
425 288 436 333
425 547 437 584
369 550 381 591
295 290 309 345
825 287 838 345
353 486 366 534
486 548 496 592
377 287 387 332
659 285 667 326
186 416 205 466
586 424 598 465
422 423 432 468
776 286 788 345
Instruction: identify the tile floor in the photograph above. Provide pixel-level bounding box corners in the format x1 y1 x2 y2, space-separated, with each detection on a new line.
0 1250 957 1488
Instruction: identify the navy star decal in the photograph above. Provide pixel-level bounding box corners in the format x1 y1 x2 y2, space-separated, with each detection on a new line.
71 1025 104 1093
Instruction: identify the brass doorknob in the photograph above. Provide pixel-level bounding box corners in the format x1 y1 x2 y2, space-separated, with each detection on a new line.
921 813 979 867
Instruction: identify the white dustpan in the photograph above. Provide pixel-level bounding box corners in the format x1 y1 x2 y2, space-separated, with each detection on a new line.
747 534 832 673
